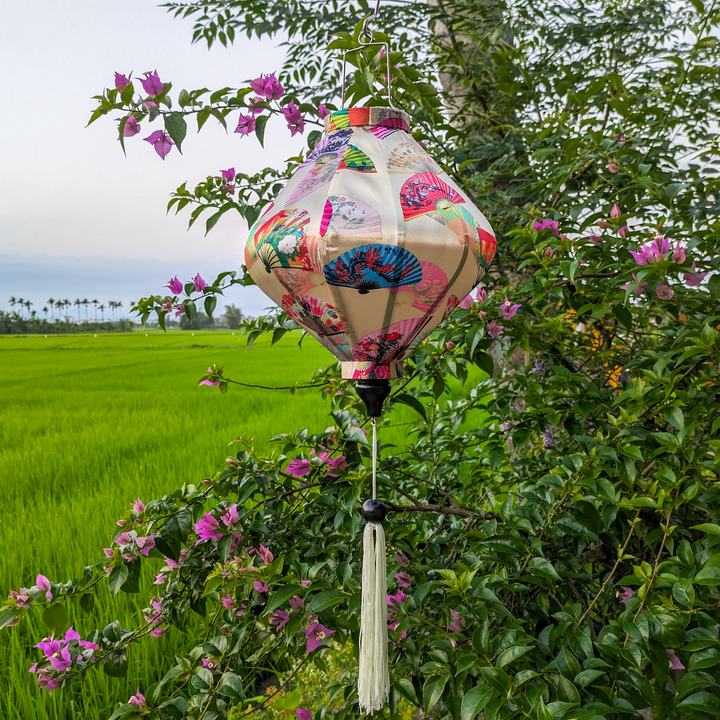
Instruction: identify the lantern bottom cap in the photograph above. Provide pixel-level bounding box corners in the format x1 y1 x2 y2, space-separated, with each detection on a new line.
342 362 403 380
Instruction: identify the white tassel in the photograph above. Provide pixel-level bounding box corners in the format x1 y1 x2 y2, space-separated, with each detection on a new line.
358 521 389 714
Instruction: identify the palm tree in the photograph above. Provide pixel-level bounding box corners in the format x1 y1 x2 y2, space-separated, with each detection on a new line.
42 306 48 319
26 300 33 316
30 309 37 319
91 299 99 321
17 298 24 318
9 296 16 314
74 299 82 323
99 304 105 321
47 298 55 320
82 299 89 322
116 301 124 320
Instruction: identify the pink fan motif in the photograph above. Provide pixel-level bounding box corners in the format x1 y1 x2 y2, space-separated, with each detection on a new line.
387 142 442 175
281 294 346 337
389 261 448 313
273 268 324 296
320 195 382 238
399 173 465 221
351 317 431 368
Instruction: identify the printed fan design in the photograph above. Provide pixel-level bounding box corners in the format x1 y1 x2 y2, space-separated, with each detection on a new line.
339 145 376 172
248 209 312 273
320 196 382 238
323 244 422 294
281 294 346 337
352 317 432 368
389 261 448 313
387 142 442 175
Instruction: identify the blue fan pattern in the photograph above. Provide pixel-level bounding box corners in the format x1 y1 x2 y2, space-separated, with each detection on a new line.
322 244 422 294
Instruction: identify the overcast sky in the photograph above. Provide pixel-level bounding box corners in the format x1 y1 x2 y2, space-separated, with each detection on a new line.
0 1 303 317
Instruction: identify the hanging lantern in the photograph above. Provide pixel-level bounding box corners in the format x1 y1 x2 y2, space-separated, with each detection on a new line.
245 106 497 390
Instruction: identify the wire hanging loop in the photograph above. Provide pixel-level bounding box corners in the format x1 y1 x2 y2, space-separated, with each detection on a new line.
340 1 397 110
371 418 378 500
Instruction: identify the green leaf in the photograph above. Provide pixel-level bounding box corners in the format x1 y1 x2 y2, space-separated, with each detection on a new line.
678 692 720 714
395 678 418 704
108 703 138 720
423 675 448 710
692 524 720 535
475 351 494 377
255 114 269 147
461 685 493 720
393 393 427 421
164 112 187 153
204 295 217 318
42 603 68 636
526 557 561 581
267 585 302 614
664 406 684 430
574 669 605 687
307 590 345 613
695 566 720 586
479 666 511 693
108 565 129 595
612 305 633 332
0 609 19 630
496 644 533 667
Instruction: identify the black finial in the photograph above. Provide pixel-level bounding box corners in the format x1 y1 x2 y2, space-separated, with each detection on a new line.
356 379 391 418
360 498 387 522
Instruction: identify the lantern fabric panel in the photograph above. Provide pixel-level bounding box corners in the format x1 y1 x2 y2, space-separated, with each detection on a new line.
245 107 497 380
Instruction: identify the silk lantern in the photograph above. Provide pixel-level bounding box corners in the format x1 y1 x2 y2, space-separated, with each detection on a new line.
244 106 496 713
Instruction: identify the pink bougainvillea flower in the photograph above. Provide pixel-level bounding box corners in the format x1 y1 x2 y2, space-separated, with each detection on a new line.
220 503 238 528
199 378 220 387
387 590 407 607
192 273 207 292
221 184 235 195
394 551 410 567
629 245 654 266
153 573 166 585
614 132 626 142
684 262 708 287
610 203 621 219
79 639 100 652
619 586 636 604
499 296 521 320
270 610 290 630
129 688 147 707
143 130 174 160
35 637 63 657
305 622 335 654
667 649 685 670
395 571 412 588
622 274 649 295
142 99 158 110
116 532 132 547
301 579 312 587
257 544 274 565
254 581 270 593
652 236 670 257
589 234 603 245
11 589 31 607
49 646 72 672
220 167 235 181
202 658 219 671
286 458 311 477
598 219 609 229
150 627 167 638
533 219 559 234
607 158 619 173
618 225 628 238
195 513 222 543
476 288 487 303
263 73 284 100
289 595 305 612
671 244 686 264
221 595 236 610
136 534 155 556
449 610 465 633
656 284 674 300
166 276 183 295
318 104 331 119
487 320 503 339
281 100 305 136
297 709 313 720
114 72 132 90
133 498 145 513
478 311 487 321
250 75 268 95
544 246 554 258
234 113 256 135
458 292 474 309
116 519 127 527
121 116 140 137
139 71 164 96
36 575 52 601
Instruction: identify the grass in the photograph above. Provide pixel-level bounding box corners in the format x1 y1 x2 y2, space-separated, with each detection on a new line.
0 329 334 720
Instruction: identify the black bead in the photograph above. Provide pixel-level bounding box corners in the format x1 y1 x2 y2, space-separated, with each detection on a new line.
360 498 387 522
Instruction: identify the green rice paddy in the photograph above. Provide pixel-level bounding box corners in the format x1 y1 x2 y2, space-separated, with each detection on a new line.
0 330 335 720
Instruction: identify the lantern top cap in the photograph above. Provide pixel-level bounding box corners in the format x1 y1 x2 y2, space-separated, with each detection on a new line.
323 106 411 134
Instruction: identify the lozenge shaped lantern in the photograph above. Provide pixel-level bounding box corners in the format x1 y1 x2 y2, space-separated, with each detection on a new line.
245 106 497 382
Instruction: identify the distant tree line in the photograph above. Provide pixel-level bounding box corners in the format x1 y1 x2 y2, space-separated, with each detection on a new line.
0 312 134 335
8 297 127 323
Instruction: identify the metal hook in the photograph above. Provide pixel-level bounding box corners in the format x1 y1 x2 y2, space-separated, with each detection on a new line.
340 0 397 110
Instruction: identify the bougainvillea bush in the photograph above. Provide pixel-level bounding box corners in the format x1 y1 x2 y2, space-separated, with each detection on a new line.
4 0 720 718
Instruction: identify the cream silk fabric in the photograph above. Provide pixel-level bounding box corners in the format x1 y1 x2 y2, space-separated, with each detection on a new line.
245 107 496 380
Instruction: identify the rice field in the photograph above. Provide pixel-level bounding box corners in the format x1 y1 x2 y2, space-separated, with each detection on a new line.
0 329 335 720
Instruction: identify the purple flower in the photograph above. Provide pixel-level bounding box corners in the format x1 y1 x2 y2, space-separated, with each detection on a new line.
387 590 407 607
36 575 52 601
143 130 174 160
478 309 486 321
394 551 410 567
395 572 412 588
542 426 556 448
150 627 167 638
254 581 269 593
305 622 335 653
133 498 145 513
618 225 628 238
49 646 72 672
449 610 465 633
297 709 313 720
257 544 274 565
220 167 235 181
684 262 708 287
487 320 503 339
136 534 155 557
318 104 331 119
234 113 256 135
116 532 131 546
499 296 521 320
195 513 223 543
166 275 184 294
221 595 236 610
619 586 635 604
672 244 685 264
79 639 99 652
192 273 207 292
610 203 621 219
589 234 603 245
202 658 219 672
629 245 654 266
250 75 268 95
459 293 474 309
289 595 305 612
532 361 546 375
154 573 166 585
129 688 147 707
121 116 140 137
114 72 132 90
281 100 305 136
220 503 238 528
301 579 312 587
476 288 487 303
11 589 31 607
514 401 525 412
286 458 311 477
622 273 648 295
139 71 164 96
656 284 674 300
263 74 284 100
270 610 290 630
607 158 619 173
533 219 559 234
667 649 685 670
